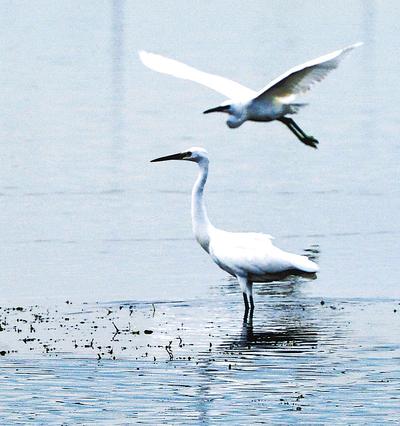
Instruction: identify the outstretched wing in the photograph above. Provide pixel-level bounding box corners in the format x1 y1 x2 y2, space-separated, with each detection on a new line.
253 42 362 103
139 51 255 100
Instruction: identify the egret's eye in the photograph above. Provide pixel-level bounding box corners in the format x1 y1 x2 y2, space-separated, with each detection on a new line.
185 151 192 157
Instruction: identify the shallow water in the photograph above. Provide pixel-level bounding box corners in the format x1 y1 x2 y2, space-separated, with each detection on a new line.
1 0 400 423
0 294 399 424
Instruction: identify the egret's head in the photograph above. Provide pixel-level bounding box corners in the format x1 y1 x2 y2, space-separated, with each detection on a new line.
151 147 209 164
204 102 245 128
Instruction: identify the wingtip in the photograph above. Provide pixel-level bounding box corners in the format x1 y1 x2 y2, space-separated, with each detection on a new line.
345 42 364 52
350 41 363 49
138 50 158 61
138 50 159 68
335 42 363 60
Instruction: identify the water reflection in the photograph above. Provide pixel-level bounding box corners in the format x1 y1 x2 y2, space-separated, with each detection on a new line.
235 314 318 351
303 244 320 262
220 296 319 354
111 0 125 145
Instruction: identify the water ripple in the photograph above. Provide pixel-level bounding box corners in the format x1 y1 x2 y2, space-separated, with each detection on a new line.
0 295 398 424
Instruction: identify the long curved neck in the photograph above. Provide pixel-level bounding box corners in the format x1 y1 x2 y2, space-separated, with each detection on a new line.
191 159 213 253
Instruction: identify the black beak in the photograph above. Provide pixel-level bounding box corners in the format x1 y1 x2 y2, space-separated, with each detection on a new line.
150 152 187 163
203 105 230 114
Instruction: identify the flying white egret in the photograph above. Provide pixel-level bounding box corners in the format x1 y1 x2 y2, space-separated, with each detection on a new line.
140 43 362 148
151 147 319 312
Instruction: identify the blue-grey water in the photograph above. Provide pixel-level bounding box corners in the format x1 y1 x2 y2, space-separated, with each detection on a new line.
1 0 400 424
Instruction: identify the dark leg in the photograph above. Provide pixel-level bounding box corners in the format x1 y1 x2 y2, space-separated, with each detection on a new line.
247 281 254 313
247 305 254 325
249 295 255 311
277 117 319 148
287 117 309 137
243 292 249 313
278 116 303 138
243 308 249 324
289 118 320 147
243 306 254 325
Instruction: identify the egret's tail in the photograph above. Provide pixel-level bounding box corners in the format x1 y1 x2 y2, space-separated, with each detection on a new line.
290 253 319 273
287 103 308 114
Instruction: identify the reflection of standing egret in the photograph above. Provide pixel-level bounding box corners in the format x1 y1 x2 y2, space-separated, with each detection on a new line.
233 314 319 351
141 43 362 147
151 147 319 313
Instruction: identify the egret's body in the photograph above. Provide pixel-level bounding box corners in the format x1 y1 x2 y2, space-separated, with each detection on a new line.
140 43 362 148
151 148 318 311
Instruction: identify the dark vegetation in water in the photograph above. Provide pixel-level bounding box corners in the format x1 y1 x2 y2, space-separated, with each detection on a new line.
0 298 349 362
0 297 398 370
0 302 209 362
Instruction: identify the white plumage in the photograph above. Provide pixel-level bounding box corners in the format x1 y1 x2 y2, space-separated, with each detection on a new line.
151 147 319 311
140 43 362 148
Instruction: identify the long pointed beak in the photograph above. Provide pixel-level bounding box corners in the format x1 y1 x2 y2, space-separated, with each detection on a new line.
150 152 186 163
203 105 230 114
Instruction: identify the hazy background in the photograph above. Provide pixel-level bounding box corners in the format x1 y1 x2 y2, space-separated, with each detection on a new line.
1 0 399 303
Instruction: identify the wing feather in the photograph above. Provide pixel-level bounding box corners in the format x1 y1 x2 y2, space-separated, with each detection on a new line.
253 42 362 103
211 232 291 275
210 231 318 277
139 51 255 100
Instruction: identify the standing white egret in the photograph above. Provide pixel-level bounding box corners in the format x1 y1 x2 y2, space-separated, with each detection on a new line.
151 147 319 312
140 43 362 148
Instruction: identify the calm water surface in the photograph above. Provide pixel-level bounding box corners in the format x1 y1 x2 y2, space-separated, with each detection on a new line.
1 0 400 423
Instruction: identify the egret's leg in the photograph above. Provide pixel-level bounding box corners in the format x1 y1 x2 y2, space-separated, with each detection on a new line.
288 118 319 147
242 293 249 312
249 295 254 310
238 276 250 312
277 117 319 148
246 281 255 311
248 306 254 324
242 306 254 326
278 117 303 139
289 118 320 147
243 308 249 324
286 118 309 137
